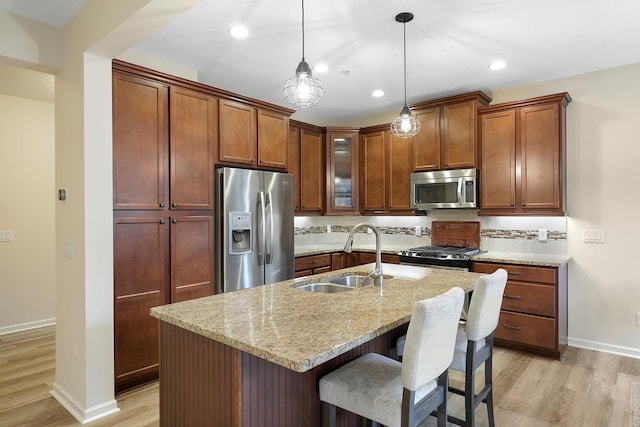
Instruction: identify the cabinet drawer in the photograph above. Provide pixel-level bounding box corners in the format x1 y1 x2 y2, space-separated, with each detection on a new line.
472 262 556 284
495 311 556 350
502 282 555 317
295 254 331 272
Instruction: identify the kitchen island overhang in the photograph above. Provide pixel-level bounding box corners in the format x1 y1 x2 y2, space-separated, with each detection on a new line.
150 263 484 426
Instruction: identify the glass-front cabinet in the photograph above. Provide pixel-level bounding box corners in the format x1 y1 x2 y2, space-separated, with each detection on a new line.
326 128 359 214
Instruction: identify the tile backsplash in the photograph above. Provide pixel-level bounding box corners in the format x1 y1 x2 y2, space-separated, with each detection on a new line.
294 211 567 255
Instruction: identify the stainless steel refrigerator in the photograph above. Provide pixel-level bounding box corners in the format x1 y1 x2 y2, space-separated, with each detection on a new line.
215 167 294 293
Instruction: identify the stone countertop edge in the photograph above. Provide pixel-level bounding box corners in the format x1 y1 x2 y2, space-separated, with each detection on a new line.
150 263 483 373
471 252 571 267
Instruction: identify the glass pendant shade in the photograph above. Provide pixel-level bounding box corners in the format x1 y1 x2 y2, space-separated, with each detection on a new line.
391 105 420 138
284 59 324 108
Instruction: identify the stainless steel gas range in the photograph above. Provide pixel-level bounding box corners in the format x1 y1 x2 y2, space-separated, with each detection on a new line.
398 245 480 271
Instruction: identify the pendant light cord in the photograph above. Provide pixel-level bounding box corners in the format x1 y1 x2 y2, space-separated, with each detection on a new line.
301 0 306 61
403 20 407 106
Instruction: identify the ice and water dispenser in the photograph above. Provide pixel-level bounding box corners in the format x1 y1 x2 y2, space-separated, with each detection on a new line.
229 212 252 254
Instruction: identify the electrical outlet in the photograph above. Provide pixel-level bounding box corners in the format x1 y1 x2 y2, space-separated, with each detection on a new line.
367 228 372 234
538 229 548 241
0 231 13 242
326 224 331 233
415 226 422 236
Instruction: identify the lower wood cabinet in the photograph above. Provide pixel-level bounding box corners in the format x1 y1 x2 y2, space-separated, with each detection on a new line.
358 252 401 265
114 214 215 392
471 261 567 359
294 254 332 278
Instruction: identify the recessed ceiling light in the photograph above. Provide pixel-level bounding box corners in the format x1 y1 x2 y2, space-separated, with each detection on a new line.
488 60 506 71
314 63 329 73
372 89 385 98
229 25 249 39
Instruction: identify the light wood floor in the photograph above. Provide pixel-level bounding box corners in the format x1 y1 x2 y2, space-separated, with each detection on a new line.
2 326 639 426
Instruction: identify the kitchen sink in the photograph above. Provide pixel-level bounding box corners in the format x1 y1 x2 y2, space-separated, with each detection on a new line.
296 283 355 293
329 273 393 288
329 275 374 287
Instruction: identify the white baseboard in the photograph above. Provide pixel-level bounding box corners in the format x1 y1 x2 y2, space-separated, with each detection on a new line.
0 318 55 336
51 382 120 425
568 337 640 359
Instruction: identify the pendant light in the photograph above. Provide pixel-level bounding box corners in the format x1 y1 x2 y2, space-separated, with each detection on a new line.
283 0 324 109
390 12 420 138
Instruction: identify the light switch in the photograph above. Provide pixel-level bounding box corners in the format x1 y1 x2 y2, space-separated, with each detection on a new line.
0 231 13 242
582 230 605 243
64 241 75 258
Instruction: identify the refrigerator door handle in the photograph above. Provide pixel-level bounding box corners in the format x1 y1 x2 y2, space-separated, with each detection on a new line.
257 191 266 265
265 192 274 264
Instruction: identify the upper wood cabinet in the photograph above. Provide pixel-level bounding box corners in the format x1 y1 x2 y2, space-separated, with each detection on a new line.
360 126 413 214
478 93 571 216
113 72 217 211
326 127 359 214
288 121 325 214
169 86 217 210
113 72 169 210
411 92 491 171
218 99 257 166
218 100 290 170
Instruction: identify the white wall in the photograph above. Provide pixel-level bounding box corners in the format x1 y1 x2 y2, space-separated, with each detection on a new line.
0 87 55 334
490 64 640 357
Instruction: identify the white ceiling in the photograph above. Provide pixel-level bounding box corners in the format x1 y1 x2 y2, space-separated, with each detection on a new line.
3 0 640 125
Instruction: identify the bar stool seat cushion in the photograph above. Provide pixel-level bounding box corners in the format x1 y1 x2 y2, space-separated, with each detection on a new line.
319 353 437 427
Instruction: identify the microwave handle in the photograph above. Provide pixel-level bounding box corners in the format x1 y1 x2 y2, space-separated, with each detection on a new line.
458 178 465 203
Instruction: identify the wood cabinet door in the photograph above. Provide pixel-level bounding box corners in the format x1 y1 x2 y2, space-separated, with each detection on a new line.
442 101 477 169
169 87 217 210
170 216 215 303
257 109 289 169
519 104 562 210
412 107 441 171
114 216 169 392
113 72 168 210
218 99 257 166
288 127 301 212
299 128 325 213
480 110 517 210
360 130 386 211
331 252 345 270
326 131 359 213
386 131 412 211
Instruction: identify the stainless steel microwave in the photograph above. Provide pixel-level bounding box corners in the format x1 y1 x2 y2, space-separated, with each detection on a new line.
410 168 478 210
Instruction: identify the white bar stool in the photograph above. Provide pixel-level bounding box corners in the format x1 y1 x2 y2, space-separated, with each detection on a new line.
448 268 508 427
319 287 465 427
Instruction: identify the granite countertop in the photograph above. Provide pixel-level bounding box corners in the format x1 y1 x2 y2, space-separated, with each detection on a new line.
471 252 570 267
150 263 483 373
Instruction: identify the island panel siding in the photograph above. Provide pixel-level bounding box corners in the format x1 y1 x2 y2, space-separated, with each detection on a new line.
159 321 407 426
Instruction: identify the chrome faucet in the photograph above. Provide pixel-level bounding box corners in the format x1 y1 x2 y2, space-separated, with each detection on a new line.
344 223 383 286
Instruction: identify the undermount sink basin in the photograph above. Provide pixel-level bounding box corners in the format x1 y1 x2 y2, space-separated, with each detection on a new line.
329 275 374 287
296 283 355 293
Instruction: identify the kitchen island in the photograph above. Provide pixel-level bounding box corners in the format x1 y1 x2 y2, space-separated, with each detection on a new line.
150 263 483 426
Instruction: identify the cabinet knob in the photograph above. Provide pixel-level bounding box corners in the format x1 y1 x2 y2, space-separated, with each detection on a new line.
510 203 515 207
251 158 256 163
172 219 177 224
444 162 448 167
159 203 165 207
160 219 165 224
435 164 439 168
172 203 177 208
259 159 263 165
522 202 526 207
